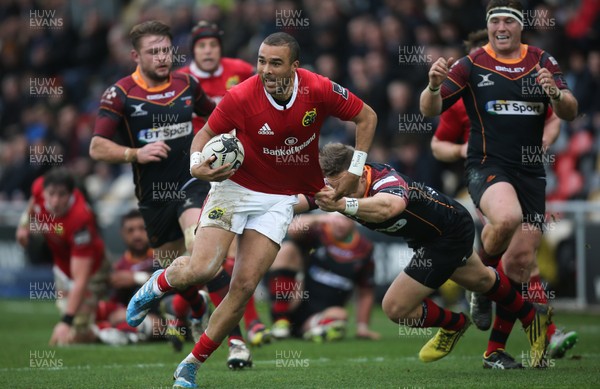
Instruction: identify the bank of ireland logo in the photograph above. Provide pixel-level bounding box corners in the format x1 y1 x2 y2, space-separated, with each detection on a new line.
302 108 317 127
477 73 494 87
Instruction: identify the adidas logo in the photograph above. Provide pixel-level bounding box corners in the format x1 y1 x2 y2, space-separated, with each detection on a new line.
258 123 275 135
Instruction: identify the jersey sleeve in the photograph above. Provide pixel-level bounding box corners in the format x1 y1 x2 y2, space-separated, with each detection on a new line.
323 78 364 121
370 171 410 207
434 101 467 143
206 90 244 134
93 85 126 139
441 56 471 112
69 219 97 259
540 52 569 91
190 75 216 116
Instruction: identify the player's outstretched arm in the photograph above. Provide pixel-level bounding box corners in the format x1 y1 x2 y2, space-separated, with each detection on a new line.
316 187 405 223
420 57 455 117
333 104 377 201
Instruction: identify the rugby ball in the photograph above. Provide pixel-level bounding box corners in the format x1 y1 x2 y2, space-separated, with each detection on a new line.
202 134 244 170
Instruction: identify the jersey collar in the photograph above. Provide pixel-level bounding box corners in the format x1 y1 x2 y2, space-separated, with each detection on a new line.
263 71 299 111
190 61 224 79
131 66 172 92
483 43 528 64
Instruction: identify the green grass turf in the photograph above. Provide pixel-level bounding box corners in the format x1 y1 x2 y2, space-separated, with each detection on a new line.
1 299 599 389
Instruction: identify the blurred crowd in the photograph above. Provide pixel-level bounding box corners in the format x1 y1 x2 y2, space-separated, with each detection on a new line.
1 0 599 210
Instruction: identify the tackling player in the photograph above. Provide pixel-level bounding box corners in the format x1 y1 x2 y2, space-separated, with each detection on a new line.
315 143 551 368
16 168 108 346
420 0 578 368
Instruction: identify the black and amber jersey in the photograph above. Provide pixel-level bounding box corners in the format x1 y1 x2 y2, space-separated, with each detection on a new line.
352 163 466 246
441 44 569 174
295 222 374 310
93 67 215 204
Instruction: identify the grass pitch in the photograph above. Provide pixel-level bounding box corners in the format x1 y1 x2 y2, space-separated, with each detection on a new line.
1 299 599 388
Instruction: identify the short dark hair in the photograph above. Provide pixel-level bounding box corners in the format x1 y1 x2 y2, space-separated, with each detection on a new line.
130 20 172 51
262 32 300 63
464 29 489 52
43 168 75 193
486 0 523 14
121 209 144 227
319 143 354 177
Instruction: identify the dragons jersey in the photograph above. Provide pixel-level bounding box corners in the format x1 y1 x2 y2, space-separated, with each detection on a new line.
441 44 569 174
178 58 254 132
435 98 554 144
93 67 215 204
30 177 105 278
350 163 465 246
207 68 364 195
296 223 374 309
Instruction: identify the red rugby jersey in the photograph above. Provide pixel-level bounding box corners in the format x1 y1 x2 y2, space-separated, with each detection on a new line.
30 177 104 278
178 58 254 132
207 68 364 195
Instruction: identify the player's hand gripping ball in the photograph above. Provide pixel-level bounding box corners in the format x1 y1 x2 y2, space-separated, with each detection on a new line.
202 134 245 171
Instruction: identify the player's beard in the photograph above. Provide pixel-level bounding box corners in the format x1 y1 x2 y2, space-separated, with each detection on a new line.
144 63 171 84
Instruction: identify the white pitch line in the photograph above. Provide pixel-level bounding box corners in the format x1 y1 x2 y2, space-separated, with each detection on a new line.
3 353 599 372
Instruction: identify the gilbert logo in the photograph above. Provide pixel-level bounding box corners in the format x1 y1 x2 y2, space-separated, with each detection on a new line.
477 73 494 87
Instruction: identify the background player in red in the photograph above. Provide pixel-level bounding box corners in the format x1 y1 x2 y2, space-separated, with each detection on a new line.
177 20 270 347
16 168 108 346
267 213 380 342
315 143 550 368
126 32 377 388
420 0 578 368
179 20 254 131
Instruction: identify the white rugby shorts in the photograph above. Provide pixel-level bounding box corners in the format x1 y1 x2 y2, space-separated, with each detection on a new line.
199 179 298 245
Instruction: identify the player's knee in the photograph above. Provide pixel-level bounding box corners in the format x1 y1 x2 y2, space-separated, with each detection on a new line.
381 295 411 322
503 252 534 283
470 268 496 293
229 278 258 303
493 212 521 237
187 259 218 285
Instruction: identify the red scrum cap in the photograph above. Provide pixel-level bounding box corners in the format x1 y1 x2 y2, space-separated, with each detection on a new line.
190 21 223 50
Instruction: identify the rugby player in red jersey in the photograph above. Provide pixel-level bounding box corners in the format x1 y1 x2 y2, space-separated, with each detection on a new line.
90 21 252 365
316 143 550 368
176 21 270 347
127 32 377 388
421 0 578 368
16 168 108 346
178 21 254 131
